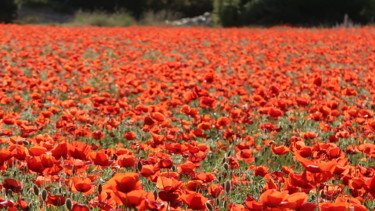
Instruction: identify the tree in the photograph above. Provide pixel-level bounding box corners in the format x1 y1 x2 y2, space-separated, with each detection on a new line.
0 0 17 23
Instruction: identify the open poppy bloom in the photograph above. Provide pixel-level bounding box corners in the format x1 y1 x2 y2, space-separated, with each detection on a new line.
68 141 91 161
156 175 182 192
72 204 90 211
0 25 374 210
208 183 224 198
101 172 143 207
282 192 309 209
0 148 12 167
68 177 94 195
320 201 367 211
259 189 288 208
294 155 336 176
271 144 289 155
3 179 22 193
47 194 66 206
366 175 375 197
181 192 208 210
90 151 113 167
124 131 137 140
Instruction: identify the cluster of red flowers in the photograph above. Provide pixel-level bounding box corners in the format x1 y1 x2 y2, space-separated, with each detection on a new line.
0 25 374 210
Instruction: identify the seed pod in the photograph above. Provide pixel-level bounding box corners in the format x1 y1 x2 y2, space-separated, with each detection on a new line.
42 190 48 202
153 190 158 199
206 201 214 211
66 198 72 210
225 181 232 193
223 162 229 171
223 200 227 208
33 185 39 196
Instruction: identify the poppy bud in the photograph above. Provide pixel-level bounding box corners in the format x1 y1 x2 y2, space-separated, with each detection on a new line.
98 184 102 194
33 185 39 195
222 172 228 178
206 201 214 211
225 181 231 193
223 200 227 208
25 205 31 211
222 157 227 164
42 190 48 202
223 162 229 171
153 190 158 199
227 151 232 157
66 198 72 210
137 161 143 172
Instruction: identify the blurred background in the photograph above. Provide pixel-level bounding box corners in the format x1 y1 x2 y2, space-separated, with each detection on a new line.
1 0 375 27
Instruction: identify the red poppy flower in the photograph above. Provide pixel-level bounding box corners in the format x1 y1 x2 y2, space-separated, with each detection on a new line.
69 177 94 195
3 179 22 193
72 204 90 211
103 172 142 194
259 189 288 207
47 194 65 206
124 131 136 140
366 175 375 197
208 184 223 198
181 192 208 210
92 130 104 140
271 144 289 155
156 176 182 192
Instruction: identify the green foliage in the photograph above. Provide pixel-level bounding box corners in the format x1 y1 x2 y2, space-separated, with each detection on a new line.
66 0 213 20
361 0 375 23
0 0 18 23
3 0 375 26
14 15 47 25
17 0 51 7
139 10 180 26
213 0 241 26
215 0 374 26
69 10 136 27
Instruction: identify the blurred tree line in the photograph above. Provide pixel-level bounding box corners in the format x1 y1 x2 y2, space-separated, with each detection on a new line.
1 0 375 26
214 0 375 26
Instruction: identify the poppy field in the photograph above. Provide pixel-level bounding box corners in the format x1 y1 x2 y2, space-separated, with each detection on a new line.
0 25 375 210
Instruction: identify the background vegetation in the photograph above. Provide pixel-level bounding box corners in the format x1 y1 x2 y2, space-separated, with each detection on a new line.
2 0 375 26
